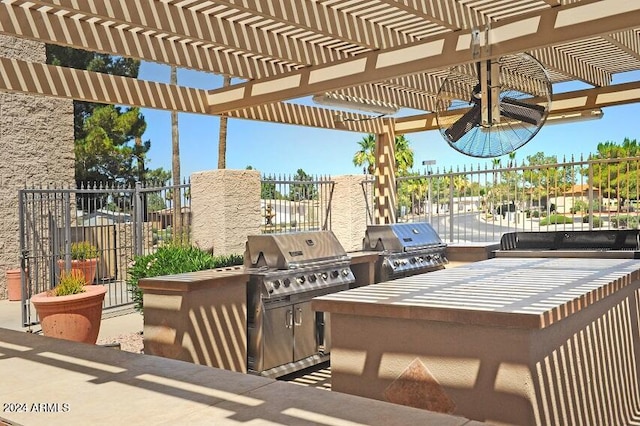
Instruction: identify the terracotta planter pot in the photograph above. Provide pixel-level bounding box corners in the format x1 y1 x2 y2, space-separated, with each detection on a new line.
31 285 107 344
58 258 98 284
6 269 21 301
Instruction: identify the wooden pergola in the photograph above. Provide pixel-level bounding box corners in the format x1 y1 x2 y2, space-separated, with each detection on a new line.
1 0 639 222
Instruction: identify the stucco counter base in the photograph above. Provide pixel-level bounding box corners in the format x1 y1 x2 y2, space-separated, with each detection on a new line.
312 257 640 425
139 267 248 373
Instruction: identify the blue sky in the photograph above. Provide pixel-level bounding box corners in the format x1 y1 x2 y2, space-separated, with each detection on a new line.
138 62 640 179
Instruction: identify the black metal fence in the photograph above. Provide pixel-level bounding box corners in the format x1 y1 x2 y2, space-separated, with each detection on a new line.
364 155 640 243
18 180 190 326
260 174 335 233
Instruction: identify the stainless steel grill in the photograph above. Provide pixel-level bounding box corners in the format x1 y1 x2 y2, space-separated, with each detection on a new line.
495 230 640 258
363 222 448 282
244 231 354 377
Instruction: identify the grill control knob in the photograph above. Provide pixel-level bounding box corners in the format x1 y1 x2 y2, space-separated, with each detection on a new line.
296 276 305 285
308 274 317 283
330 270 339 279
283 278 291 287
273 280 281 290
342 269 350 277
321 272 328 280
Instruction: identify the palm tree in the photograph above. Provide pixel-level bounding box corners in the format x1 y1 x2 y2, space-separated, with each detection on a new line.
353 134 414 175
170 65 182 239
453 175 469 197
217 75 231 168
394 134 414 176
353 134 376 174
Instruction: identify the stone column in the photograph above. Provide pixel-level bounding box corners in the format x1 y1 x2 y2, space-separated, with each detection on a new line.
190 169 261 256
331 175 369 252
0 36 74 299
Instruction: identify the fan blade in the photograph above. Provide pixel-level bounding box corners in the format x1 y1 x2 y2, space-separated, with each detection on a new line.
445 104 481 143
500 97 545 126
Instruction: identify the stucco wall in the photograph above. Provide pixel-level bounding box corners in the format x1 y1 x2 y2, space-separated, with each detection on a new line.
191 169 261 256
0 35 75 299
331 175 369 251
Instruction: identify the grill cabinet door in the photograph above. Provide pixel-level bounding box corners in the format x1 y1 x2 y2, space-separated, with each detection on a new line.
262 305 294 371
293 301 318 362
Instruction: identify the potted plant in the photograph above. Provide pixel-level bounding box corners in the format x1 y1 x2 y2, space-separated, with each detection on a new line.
31 270 106 343
58 241 99 285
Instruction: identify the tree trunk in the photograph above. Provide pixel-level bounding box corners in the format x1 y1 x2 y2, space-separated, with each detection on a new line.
135 135 144 182
170 66 183 241
218 75 231 169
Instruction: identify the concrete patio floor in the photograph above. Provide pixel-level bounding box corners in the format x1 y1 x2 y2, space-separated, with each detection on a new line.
0 326 482 425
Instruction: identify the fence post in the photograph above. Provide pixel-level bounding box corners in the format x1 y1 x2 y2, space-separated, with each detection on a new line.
133 182 144 256
588 162 594 230
63 191 72 271
449 177 454 242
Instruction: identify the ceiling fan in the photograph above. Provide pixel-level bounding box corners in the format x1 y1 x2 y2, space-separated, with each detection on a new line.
435 53 552 158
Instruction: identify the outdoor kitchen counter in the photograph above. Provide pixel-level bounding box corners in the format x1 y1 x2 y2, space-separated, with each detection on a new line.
312 257 640 425
139 266 249 373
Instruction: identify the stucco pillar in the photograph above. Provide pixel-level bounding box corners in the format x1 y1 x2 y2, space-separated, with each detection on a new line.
331 175 369 252
0 35 74 299
190 169 261 256
374 119 397 224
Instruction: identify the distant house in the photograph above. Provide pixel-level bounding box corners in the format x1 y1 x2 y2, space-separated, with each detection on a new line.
550 184 601 213
452 196 481 212
147 207 191 229
81 209 132 226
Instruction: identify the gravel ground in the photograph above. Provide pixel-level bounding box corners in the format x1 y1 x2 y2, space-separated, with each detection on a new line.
97 331 143 354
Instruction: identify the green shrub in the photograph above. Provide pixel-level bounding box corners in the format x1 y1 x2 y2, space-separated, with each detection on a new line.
127 245 244 312
610 215 639 229
570 200 588 214
530 210 540 218
539 214 574 225
50 270 86 296
71 241 99 260
582 215 602 227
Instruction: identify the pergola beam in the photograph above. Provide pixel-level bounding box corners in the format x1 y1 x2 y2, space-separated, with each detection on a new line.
202 0 411 51
379 0 485 31
0 0 294 79
2 55 637 137
394 80 640 134
29 0 350 73
206 1 640 114
533 47 612 87
336 84 436 112
604 30 640 61
0 56 382 133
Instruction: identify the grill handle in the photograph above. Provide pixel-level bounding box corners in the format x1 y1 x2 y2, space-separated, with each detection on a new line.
294 308 303 326
286 309 293 329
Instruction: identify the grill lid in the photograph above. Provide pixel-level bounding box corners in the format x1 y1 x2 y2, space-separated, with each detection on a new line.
364 223 445 252
245 230 349 270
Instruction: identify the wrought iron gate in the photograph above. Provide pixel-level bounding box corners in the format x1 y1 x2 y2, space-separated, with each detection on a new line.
18 181 190 327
